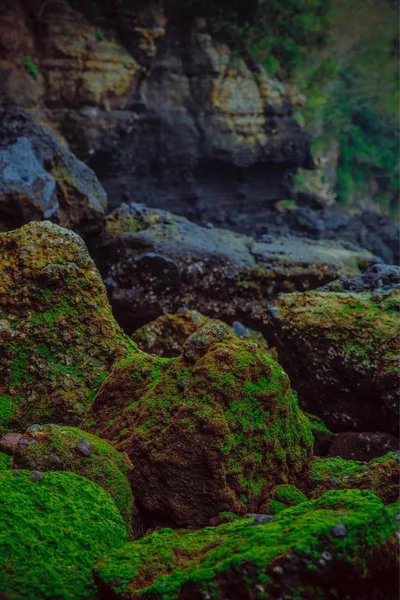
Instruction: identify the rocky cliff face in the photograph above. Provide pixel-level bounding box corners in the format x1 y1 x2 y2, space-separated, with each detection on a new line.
0 0 312 226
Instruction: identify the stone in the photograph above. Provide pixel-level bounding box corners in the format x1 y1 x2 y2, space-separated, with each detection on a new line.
0 107 107 234
85 333 313 528
94 490 399 600
132 310 268 357
97 202 376 333
13 424 134 534
0 221 136 433
265 277 400 434
0 470 127 600
0 433 23 455
329 431 399 462
332 523 347 537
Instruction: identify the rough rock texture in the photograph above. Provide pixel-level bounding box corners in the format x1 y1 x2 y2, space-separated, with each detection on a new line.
0 0 313 221
0 221 136 433
85 326 313 528
0 470 127 600
0 107 107 234
252 207 400 266
309 453 400 504
13 424 134 533
132 309 268 357
329 432 399 462
94 490 399 600
95 202 376 333
265 272 400 434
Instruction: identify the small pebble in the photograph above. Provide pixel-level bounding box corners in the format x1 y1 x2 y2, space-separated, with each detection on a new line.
332 523 347 537
30 471 43 483
76 438 92 457
329 476 339 487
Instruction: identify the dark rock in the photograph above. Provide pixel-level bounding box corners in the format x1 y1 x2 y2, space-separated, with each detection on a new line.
331 523 347 538
245 514 274 525
0 107 107 235
76 438 92 457
322 263 400 294
95 202 376 333
329 432 399 462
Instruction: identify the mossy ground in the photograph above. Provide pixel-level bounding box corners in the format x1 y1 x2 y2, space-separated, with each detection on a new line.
0 451 11 470
261 483 307 514
0 470 127 600
14 424 134 534
95 489 399 600
0 222 136 432
87 333 313 526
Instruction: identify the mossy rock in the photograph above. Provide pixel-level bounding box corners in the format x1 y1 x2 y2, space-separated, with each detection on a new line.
305 412 334 456
260 483 307 514
0 470 127 600
85 324 313 528
13 424 134 534
309 452 400 504
265 288 400 434
94 489 399 600
0 451 11 470
132 309 269 357
0 221 136 433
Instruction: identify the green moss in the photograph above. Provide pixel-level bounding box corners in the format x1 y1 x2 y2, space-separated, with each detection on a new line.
0 470 127 600
14 424 134 535
95 489 398 599
304 412 333 436
0 222 136 433
262 484 307 514
86 333 313 526
310 457 367 482
0 452 11 470
21 55 38 79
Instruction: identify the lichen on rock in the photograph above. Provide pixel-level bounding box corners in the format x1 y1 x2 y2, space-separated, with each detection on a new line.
0 470 127 600
86 324 313 527
94 489 399 600
0 220 136 433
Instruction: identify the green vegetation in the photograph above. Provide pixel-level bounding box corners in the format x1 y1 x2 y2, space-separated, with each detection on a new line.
0 452 11 470
21 55 38 80
262 483 307 514
14 425 134 534
95 489 399 599
0 470 127 600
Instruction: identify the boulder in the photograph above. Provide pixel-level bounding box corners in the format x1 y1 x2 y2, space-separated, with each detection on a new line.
132 309 268 357
329 432 398 462
85 326 313 528
95 202 377 333
94 490 399 600
0 106 107 234
0 470 127 600
265 266 400 434
309 452 400 504
13 424 134 534
0 221 136 433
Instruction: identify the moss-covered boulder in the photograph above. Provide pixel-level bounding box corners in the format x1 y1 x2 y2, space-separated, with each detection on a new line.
265 284 400 434
85 324 313 528
0 221 136 433
132 309 268 357
309 452 400 504
0 470 127 600
94 489 399 600
260 483 307 514
13 424 134 534
305 412 334 456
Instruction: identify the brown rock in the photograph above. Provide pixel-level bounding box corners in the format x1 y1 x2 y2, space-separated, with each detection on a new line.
0 433 23 455
329 432 399 462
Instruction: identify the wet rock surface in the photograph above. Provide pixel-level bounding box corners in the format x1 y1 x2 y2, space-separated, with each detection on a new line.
0 107 107 234
95 202 377 333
